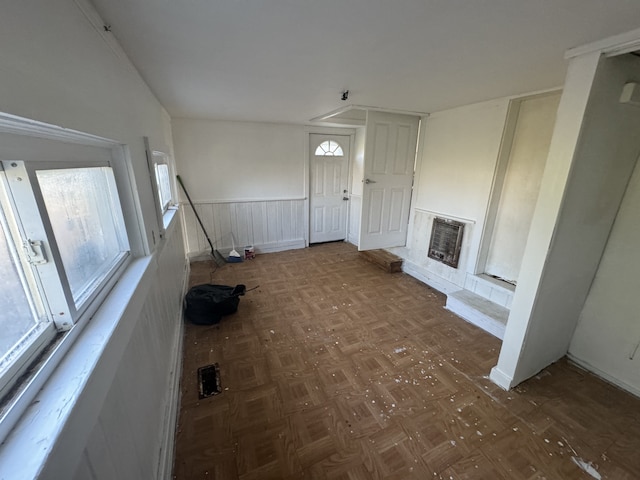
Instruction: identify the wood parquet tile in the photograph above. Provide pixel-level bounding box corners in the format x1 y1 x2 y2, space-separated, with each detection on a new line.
173 242 640 479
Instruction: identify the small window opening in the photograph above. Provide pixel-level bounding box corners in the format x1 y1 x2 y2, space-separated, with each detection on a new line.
315 140 344 157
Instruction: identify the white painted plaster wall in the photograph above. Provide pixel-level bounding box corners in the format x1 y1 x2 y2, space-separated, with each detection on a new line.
172 119 307 201
485 93 561 283
0 0 172 252
348 127 365 245
569 157 640 396
172 119 354 254
351 127 366 196
492 53 640 390
0 1 186 477
403 99 509 288
569 59 640 396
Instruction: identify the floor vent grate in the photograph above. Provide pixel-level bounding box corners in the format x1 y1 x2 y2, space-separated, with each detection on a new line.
197 363 222 398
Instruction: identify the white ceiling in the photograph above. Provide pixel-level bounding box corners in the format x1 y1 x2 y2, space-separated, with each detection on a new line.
89 0 640 124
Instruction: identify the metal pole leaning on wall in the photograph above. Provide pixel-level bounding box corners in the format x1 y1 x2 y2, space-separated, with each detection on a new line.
176 175 215 257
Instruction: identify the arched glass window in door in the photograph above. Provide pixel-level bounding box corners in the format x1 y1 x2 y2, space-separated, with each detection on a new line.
315 140 344 156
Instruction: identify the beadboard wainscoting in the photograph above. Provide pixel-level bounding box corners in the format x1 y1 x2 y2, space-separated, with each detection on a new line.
348 194 362 246
65 217 187 480
0 214 189 479
181 199 307 257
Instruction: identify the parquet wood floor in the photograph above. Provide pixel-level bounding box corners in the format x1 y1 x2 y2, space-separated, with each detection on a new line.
173 242 640 479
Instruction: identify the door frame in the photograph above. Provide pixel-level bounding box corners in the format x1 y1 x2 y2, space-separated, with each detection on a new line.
308 133 352 244
304 127 355 247
404 115 428 249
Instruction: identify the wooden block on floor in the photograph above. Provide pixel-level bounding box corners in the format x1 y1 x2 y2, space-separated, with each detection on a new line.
360 249 403 273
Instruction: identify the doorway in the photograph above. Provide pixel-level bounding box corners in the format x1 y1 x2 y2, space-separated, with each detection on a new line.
309 134 350 244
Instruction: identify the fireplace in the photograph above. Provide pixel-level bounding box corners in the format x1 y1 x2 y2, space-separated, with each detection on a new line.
428 217 464 268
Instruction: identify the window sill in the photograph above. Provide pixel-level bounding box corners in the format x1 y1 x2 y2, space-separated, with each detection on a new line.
163 205 179 232
0 255 156 478
156 206 179 257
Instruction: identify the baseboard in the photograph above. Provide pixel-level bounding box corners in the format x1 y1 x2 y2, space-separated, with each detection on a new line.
187 251 212 261
492 356 640 398
187 239 306 259
566 353 640 399
489 366 514 391
254 239 305 254
401 259 461 295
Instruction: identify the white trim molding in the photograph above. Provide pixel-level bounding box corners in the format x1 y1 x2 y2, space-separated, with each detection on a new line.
413 208 477 225
0 112 118 148
489 366 515 390
566 26 640 59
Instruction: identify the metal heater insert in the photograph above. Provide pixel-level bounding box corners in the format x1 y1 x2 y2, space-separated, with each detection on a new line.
428 217 464 268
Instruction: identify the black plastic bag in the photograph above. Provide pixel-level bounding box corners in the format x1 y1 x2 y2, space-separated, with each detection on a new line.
184 284 246 325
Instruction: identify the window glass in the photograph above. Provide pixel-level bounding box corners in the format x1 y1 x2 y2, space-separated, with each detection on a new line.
36 167 129 307
0 210 48 375
0 128 134 401
315 140 344 157
155 163 172 212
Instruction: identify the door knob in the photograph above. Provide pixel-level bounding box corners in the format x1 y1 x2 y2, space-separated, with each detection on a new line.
364 178 376 184
343 196 349 201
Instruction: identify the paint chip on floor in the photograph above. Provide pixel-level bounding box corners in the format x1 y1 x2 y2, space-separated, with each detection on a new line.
572 457 602 480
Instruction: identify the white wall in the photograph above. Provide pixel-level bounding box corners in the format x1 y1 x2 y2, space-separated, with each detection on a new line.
570 156 640 395
492 52 640 389
0 1 186 478
173 119 306 255
485 92 561 283
68 218 186 480
401 99 509 290
0 0 172 252
172 119 307 201
348 127 366 245
172 119 354 255
569 58 640 396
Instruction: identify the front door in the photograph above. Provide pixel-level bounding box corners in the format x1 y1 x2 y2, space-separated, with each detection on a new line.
359 111 419 250
309 134 350 244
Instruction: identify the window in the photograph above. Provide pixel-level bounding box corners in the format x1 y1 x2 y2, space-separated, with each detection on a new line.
315 140 344 156
155 163 172 213
0 131 132 398
0 206 51 388
36 167 129 306
145 137 175 235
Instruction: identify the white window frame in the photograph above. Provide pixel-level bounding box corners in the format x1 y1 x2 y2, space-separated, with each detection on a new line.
0 113 144 435
144 137 177 240
4 160 131 314
0 193 55 401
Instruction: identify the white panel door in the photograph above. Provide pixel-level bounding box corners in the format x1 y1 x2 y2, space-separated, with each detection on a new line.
359 111 419 250
309 134 350 243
